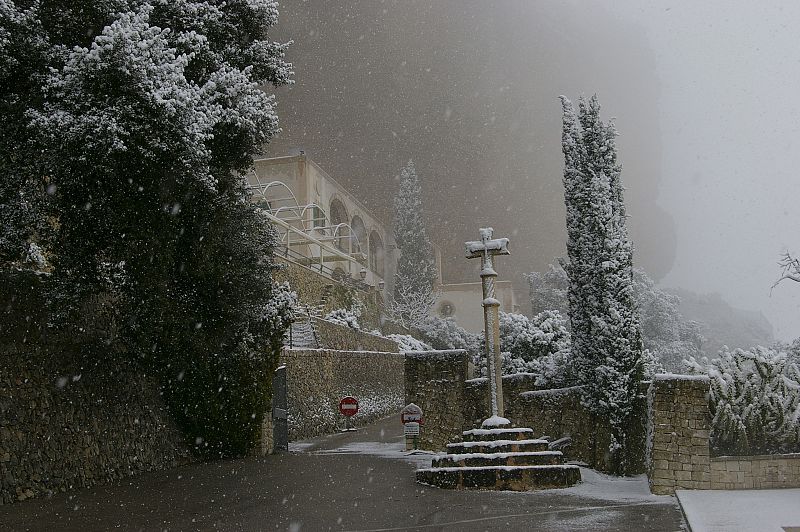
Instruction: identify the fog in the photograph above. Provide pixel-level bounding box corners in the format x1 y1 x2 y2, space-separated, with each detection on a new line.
268 1 800 342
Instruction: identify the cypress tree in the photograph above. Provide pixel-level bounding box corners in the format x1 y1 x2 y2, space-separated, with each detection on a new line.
560 95 643 474
392 160 437 326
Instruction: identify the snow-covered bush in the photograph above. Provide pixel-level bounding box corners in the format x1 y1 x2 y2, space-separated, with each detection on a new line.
418 315 481 358
324 307 361 330
473 310 574 379
499 310 571 362
686 346 800 455
387 334 431 352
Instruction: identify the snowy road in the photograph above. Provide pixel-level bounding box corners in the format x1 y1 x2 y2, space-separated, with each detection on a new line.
0 416 685 531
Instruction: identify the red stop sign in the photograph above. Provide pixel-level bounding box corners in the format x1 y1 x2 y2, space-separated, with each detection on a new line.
338 396 359 417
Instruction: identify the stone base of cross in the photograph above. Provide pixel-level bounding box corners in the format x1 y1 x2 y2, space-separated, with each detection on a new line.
465 227 511 427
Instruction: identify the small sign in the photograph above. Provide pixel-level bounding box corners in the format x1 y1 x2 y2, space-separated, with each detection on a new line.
404 422 420 437
401 403 424 425
338 396 359 417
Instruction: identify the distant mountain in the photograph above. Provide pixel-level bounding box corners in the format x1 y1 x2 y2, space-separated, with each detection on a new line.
671 289 774 356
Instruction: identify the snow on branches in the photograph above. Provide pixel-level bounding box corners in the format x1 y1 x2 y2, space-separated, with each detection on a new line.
774 251 800 287
686 346 800 455
560 95 643 474
391 160 437 327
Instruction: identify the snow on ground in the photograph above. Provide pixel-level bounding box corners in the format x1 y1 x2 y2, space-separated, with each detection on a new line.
312 440 438 469
299 434 676 506
676 489 800 532
562 468 673 504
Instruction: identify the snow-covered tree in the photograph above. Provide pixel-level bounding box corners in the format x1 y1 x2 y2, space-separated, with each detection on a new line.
633 269 703 371
473 310 573 379
1 1 293 456
774 252 800 286
418 315 481 359
529 260 702 373
560 95 643 474
498 310 570 364
392 160 437 326
526 262 569 318
686 346 800 455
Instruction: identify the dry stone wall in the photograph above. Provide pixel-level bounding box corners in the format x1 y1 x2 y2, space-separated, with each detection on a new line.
281 348 405 440
313 318 399 353
0 354 191 505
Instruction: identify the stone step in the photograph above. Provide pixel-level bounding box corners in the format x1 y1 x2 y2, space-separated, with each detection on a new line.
416 464 581 491
461 427 534 442
446 438 549 455
433 451 564 468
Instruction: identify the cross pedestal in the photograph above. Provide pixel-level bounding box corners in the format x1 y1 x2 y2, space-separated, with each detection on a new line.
465 227 510 427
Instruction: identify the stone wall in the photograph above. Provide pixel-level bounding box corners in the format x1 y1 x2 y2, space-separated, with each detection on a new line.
404 350 470 451
281 348 405 440
709 454 800 489
274 258 385 330
647 375 712 494
313 318 400 353
462 376 648 473
0 354 191 505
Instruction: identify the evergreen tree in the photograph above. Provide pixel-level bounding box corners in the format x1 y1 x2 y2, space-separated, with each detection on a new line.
560 95 643 474
391 160 437 326
0 1 294 456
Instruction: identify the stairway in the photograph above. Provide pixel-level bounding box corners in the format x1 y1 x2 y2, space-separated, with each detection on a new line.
415 423 581 491
284 317 319 348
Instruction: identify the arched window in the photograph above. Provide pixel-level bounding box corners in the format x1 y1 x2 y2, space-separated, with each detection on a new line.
351 216 367 260
369 231 384 277
329 198 349 252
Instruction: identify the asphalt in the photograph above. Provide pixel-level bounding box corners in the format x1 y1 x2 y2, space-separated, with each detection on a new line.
0 416 686 531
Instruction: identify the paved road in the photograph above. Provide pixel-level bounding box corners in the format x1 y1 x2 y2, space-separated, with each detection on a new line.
0 416 685 531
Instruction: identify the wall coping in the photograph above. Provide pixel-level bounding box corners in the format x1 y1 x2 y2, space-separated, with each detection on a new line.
712 453 800 462
404 349 467 359
519 385 584 399
283 347 404 357
652 373 710 382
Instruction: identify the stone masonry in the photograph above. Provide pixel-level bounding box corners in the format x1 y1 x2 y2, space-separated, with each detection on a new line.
281 348 405 441
0 354 191 505
710 454 800 490
404 350 470 451
647 375 712 494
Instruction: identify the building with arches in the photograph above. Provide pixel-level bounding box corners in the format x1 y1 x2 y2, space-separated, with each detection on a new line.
247 154 413 293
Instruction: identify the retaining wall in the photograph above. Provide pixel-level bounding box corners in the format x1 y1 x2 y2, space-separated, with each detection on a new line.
313 318 400 353
281 348 405 441
403 350 470 451
0 354 191 505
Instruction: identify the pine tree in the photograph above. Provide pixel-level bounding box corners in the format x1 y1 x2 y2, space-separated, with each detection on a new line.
560 95 643 474
391 160 437 326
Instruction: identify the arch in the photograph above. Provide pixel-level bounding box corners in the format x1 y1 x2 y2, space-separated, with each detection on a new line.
350 215 367 258
329 197 350 252
369 231 385 277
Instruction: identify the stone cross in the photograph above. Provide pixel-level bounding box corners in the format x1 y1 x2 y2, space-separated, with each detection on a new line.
465 227 510 426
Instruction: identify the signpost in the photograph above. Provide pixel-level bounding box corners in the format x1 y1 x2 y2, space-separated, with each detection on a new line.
401 403 424 450
339 396 359 431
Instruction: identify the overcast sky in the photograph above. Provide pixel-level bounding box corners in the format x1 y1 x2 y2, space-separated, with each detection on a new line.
612 1 800 341
271 0 800 342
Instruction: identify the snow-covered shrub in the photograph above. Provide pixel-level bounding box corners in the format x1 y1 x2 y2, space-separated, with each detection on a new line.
686 346 800 455
387 334 431 352
499 310 571 362
417 315 481 358
528 348 575 388
473 310 574 379
324 307 361 330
